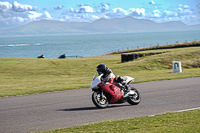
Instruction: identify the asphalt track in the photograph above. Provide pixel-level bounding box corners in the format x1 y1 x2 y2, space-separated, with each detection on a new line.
0 77 200 133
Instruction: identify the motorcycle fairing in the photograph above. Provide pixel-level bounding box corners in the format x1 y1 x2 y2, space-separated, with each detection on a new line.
91 73 103 89
99 83 122 104
122 76 134 84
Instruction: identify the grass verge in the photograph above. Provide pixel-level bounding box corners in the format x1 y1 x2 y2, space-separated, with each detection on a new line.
37 109 200 133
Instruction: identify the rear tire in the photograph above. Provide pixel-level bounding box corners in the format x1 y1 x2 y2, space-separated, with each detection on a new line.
92 91 108 109
127 87 141 105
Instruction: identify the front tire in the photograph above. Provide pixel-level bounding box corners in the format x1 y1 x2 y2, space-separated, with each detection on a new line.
127 87 141 105
92 91 108 109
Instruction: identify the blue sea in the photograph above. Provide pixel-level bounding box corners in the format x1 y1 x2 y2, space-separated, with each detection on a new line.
0 31 200 58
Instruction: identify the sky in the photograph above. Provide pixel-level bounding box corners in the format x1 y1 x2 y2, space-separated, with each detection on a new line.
0 0 200 29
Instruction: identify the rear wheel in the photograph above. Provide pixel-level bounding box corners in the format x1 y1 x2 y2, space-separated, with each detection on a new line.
92 91 108 109
127 87 141 105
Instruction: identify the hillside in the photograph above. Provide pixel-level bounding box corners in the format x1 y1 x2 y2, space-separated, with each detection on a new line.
0 16 200 36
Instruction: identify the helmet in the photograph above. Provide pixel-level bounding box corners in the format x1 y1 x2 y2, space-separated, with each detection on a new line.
96 64 106 75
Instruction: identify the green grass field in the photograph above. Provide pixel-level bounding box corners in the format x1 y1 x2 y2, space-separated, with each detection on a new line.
0 44 200 97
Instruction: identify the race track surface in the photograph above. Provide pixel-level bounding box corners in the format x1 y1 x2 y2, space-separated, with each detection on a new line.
0 77 200 133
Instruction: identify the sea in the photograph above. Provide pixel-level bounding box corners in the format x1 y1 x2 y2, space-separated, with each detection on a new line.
0 30 200 58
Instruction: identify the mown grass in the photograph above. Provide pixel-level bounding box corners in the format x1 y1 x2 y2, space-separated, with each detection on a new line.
38 109 200 133
0 45 200 97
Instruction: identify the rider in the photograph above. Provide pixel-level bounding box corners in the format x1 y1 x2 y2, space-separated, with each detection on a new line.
96 64 124 84
96 64 115 83
96 64 124 103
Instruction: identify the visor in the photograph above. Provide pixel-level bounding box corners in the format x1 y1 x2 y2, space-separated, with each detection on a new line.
97 71 103 75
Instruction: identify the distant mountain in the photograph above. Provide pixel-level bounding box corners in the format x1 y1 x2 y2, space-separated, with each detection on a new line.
0 16 199 36
0 20 89 36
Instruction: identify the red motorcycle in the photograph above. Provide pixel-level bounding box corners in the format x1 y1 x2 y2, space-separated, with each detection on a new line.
91 73 140 108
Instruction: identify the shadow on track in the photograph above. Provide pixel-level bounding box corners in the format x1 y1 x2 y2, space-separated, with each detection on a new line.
57 104 131 111
56 106 97 111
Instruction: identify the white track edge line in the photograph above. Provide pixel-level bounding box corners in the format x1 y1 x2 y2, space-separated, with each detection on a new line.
148 107 200 117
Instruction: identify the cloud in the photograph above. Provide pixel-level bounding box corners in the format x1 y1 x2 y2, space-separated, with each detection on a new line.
54 5 64 10
60 2 198 25
0 1 51 29
179 4 190 9
112 8 127 14
163 10 177 17
101 3 110 12
144 4 197 24
60 4 94 13
149 1 155 5
152 10 162 18
0 1 12 12
102 8 127 19
78 4 94 13
28 11 51 20
0 1 199 29
129 8 145 17
60 13 99 22
61 6 146 22
12 1 37 12
60 4 96 21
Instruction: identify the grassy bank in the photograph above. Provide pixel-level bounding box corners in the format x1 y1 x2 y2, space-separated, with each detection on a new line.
0 45 200 97
38 109 200 133
105 40 200 55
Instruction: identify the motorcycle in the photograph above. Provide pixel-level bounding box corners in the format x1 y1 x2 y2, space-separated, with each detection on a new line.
90 73 141 108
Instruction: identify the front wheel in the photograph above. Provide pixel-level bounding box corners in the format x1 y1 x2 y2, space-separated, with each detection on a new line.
127 87 141 105
92 91 108 109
